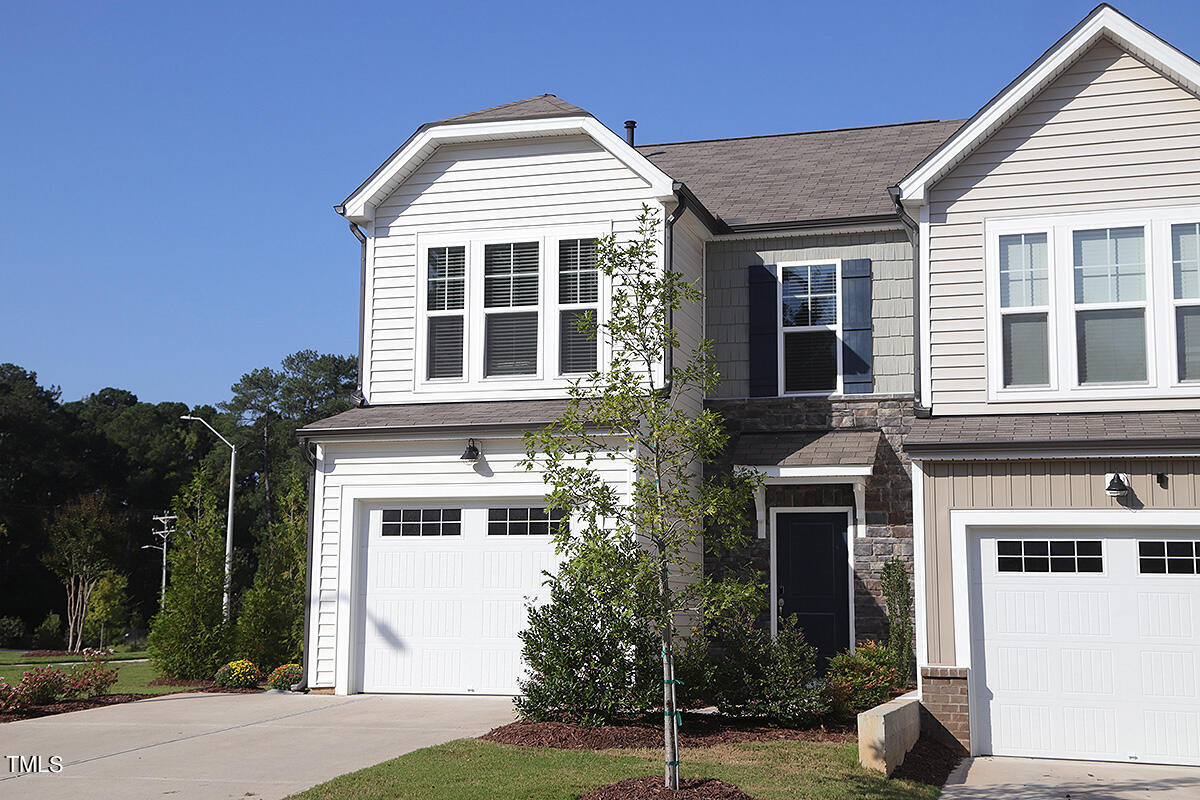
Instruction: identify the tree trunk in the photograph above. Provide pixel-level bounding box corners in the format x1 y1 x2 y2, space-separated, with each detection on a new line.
660 564 679 789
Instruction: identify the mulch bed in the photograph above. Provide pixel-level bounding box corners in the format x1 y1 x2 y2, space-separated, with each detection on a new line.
891 735 964 786
481 714 856 750
20 650 82 658
0 693 154 722
580 776 757 800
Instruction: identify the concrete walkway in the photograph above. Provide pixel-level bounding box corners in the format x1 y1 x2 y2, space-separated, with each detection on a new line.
941 756 1200 799
0 691 515 800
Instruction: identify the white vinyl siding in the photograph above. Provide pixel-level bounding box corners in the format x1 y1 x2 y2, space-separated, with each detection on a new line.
926 38 1200 413
363 136 660 404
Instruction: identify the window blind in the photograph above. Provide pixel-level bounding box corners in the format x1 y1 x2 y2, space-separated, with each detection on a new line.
559 238 598 304
560 309 596 373
1002 313 1049 386
427 246 466 311
427 316 464 379
485 312 538 376
783 330 837 393
485 242 539 307
1076 308 1146 383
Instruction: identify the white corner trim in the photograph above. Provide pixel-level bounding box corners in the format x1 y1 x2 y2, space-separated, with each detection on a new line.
897 6 1200 206
946 507 1200 676
911 461 927 698
341 116 676 222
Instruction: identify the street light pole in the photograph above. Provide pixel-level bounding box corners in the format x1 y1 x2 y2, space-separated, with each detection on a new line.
181 415 237 622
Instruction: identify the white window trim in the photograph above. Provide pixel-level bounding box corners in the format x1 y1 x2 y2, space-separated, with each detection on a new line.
414 224 611 394
777 258 844 397
985 204 1200 402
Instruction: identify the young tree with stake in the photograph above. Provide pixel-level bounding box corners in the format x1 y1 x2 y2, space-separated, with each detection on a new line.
524 207 760 789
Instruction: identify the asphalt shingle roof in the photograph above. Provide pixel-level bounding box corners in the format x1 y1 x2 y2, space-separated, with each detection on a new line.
435 94 589 125
297 399 572 435
729 431 881 467
636 119 965 227
906 412 1200 453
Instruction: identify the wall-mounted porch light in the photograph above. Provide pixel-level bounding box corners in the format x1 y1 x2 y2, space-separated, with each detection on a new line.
461 439 481 462
1105 472 1130 498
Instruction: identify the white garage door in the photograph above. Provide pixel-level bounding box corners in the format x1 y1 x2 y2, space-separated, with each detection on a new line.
972 531 1200 766
358 504 562 694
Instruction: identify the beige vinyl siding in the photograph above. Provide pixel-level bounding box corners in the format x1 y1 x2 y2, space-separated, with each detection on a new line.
365 136 659 404
306 434 630 688
926 39 1200 414
920 457 1200 666
705 229 914 397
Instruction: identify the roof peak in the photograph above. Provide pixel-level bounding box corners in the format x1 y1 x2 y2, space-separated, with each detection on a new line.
435 94 590 126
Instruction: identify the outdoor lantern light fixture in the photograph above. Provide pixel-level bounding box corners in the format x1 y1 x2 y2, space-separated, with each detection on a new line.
1105 472 1130 498
461 439 481 462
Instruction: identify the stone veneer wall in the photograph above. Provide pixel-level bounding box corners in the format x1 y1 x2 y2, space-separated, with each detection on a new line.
706 394 915 642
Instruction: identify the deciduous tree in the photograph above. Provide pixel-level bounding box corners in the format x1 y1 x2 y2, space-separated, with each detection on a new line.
43 494 124 652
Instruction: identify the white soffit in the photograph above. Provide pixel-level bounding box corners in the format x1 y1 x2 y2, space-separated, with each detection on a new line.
896 4 1200 207
337 116 677 223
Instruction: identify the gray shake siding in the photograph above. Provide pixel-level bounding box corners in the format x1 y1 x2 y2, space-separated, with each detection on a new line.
705 230 914 397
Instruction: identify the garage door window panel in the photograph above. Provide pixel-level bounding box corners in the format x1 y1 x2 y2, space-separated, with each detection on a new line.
997 539 1103 573
1139 540 1200 574
488 507 565 536
381 508 462 536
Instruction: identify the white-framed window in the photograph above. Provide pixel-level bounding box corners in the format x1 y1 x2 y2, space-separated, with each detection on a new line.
778 259 842 395
985 205 1200 401
557 238 599 374
414 225 609 393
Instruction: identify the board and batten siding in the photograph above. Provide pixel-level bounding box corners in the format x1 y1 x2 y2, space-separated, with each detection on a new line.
705 230 914 398
365 135 662 404
306 434 630 689
919 457 1200 666
926 38 1200 414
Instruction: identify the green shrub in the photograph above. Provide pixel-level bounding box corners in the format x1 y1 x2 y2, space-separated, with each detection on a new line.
700 614 828 727
17 666 68 705
515 545 661 726
214 660 263 688
0 616 24 647
826 640 902 713
32 613 63 650
881 558 915 684
266 663 303 691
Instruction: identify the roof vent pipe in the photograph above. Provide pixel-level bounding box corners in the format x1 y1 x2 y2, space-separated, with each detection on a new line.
625 120 636 145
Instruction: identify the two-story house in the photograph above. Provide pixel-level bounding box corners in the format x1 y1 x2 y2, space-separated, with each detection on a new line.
897 4 1200 768
297 2 1199 771
296 105 950 694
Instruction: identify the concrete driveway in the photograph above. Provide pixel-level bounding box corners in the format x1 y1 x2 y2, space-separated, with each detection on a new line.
942 756 1200 799
0 691 515 800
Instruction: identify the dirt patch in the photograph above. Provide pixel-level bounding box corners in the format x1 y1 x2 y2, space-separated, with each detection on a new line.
481 715 855 750
580 776 756 800
0 693 154 722
890 735 964 786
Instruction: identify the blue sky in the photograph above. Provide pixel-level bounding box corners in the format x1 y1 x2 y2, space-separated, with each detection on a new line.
2 0 1196 405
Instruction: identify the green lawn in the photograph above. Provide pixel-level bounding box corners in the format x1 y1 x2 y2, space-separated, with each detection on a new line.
0 649 150 666
0 657 202 696
287 739 940 800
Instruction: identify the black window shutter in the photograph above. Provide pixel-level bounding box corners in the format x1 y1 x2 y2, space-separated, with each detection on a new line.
840 258 873 394
748 264 778 396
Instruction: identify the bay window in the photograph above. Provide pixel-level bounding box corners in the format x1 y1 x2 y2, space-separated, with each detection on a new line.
987 205 1200 399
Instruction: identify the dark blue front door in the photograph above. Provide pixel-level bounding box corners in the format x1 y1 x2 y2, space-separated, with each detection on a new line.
776 512 850 661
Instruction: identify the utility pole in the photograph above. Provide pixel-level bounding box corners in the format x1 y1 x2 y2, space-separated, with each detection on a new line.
143 514 176 612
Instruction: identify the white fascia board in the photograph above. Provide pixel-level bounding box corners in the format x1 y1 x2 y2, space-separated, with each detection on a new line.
737 464 873 479
896 6 1200 209
339 116 676 222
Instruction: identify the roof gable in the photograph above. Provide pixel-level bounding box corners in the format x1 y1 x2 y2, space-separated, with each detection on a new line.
337 96 674 223
897 4 1200 207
